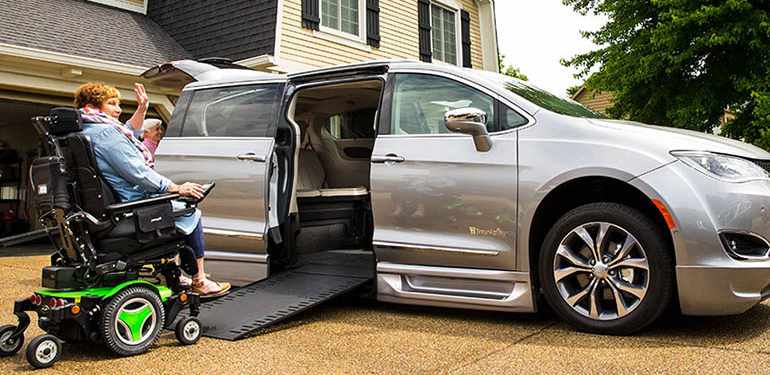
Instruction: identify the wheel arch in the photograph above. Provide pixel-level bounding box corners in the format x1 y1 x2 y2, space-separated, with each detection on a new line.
526 175 676 295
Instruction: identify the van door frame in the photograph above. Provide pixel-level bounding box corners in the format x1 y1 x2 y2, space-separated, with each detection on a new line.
283 74 388 261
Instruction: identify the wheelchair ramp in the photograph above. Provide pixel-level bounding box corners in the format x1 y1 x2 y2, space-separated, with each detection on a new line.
189 250 373 340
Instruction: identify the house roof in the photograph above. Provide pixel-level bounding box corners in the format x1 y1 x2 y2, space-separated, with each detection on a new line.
0 0 191 68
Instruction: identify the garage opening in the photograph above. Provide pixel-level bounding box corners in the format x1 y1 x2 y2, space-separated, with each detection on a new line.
0 97 164 250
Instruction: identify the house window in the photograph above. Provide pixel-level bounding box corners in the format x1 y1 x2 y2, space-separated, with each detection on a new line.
431 3 458 65
321 0 360 37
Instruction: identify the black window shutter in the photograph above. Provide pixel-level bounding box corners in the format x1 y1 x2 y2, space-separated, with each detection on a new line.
302 0 320 30
461 10 472 68
418 0 432 62
366 0 380 48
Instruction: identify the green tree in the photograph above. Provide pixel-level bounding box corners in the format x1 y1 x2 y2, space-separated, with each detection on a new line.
566 84 583 98
562 0 770 146
498 54 529 81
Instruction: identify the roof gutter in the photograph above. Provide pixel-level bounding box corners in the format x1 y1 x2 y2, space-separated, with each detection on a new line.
0 43 146 76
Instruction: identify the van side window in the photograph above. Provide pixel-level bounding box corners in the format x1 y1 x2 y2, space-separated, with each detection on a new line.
180 84 283 137
502 106 529 130
390 74 495 135
324 109 376 139
164 91 192 137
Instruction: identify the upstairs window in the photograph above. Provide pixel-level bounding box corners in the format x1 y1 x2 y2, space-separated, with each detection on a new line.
321 0 361 37
430 3 458 65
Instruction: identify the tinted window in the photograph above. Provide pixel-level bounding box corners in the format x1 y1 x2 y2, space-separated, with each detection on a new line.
325 109 377 139
180 84 283 137
164 91 192 137
503 79 603 118
390 74 495 135
502 106 528 130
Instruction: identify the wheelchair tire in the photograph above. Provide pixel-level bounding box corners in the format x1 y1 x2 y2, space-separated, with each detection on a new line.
0 324 23 357
26 334 61 369
175 317 201 345
100 286 165 357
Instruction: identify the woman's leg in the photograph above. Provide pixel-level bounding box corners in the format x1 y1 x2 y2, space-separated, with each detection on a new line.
184 220 230 296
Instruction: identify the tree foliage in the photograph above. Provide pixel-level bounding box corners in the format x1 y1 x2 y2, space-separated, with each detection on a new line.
562 0 770 147
498 54 529 81
567 84 583 97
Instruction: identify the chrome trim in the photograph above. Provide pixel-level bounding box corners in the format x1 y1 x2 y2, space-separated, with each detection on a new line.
236 153 267 162
203 228 264 241
377 262 526 281
373 240 500 256
402 277 509 299
718 230 770 261
205 251 269 263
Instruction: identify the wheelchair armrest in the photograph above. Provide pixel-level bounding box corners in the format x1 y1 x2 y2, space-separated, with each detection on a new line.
105 193 180 213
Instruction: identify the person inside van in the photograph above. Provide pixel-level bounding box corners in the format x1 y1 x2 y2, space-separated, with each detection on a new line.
74 82 231 298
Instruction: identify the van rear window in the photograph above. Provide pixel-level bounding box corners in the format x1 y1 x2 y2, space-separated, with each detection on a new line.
171 84 284 137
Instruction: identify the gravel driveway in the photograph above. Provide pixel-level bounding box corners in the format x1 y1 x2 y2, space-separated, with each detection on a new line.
1 255 769 374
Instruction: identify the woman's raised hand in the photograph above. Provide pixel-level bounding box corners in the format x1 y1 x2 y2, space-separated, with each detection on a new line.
134 83 149 110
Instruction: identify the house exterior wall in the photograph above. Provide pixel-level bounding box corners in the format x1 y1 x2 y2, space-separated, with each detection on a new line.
574 88 615 115
277 0 485 69
148 0 278 62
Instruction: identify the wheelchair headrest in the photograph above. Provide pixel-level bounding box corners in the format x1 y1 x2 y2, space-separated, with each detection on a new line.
48 107 83 136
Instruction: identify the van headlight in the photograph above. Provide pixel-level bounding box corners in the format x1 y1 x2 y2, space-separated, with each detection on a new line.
671 151 770 183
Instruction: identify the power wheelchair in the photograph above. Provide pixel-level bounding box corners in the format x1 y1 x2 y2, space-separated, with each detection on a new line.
0 108 210 369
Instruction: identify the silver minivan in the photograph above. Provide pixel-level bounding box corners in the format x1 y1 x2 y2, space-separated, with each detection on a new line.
143 59 770 335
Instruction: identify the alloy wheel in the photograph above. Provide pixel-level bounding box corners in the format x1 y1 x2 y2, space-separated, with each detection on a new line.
114 297 157 346
553 222 650 320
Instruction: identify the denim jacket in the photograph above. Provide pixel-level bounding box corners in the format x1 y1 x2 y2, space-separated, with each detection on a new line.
81 122 200 234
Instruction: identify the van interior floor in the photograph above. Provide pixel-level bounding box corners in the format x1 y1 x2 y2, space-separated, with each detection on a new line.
183 250 374 340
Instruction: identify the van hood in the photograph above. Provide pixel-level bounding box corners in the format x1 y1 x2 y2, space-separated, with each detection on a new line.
587 119 770 160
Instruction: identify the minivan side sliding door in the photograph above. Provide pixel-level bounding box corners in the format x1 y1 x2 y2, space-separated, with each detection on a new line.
371 72 520 271
155 82 285 285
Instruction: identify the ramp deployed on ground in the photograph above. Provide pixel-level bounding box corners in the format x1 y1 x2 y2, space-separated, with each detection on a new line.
186 251 373 340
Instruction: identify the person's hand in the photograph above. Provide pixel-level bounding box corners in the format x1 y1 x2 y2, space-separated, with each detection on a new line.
170 182 205 199
134 83 149 110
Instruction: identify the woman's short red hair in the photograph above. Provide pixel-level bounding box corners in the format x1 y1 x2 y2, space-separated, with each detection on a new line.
74 82 120 109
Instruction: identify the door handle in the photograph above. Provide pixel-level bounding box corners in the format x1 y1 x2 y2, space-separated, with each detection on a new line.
236 153 266 162
371 154 405 163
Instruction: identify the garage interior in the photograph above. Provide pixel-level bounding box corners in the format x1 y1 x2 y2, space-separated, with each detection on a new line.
0 96 160 246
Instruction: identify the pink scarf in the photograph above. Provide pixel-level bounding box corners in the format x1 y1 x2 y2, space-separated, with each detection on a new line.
79 108 155 168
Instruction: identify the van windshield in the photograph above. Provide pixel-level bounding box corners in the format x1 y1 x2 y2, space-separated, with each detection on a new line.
501 78 605 119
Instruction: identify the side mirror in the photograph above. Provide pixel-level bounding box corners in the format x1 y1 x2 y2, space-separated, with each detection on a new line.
444 107 492 152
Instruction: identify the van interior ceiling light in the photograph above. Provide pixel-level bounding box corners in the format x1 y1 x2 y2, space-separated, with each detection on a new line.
671 151 770 183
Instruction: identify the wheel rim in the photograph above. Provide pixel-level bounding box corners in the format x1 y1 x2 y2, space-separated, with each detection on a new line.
553 222 650 321
114 297 157 346
0 331 18 352
183 321 200 341
35 339 57 364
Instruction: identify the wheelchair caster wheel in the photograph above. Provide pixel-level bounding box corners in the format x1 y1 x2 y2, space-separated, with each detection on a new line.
26 335 61 369
175 317 201 345
0 325 24 357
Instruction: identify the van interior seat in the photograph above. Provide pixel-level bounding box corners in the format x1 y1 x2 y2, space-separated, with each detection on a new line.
296 149 368 198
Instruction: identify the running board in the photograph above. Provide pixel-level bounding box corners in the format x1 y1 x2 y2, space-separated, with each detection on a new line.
182 251 373 340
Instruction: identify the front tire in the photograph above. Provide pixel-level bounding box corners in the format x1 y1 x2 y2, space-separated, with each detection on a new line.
100 286 165 356
175 317 201 345
538 203 674 335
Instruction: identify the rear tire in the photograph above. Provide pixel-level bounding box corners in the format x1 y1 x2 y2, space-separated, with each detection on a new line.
26 334 61 369
538 202 674 335
0 325 23 357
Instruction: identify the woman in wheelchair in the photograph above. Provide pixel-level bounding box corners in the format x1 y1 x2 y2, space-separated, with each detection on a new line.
75 82 230 298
